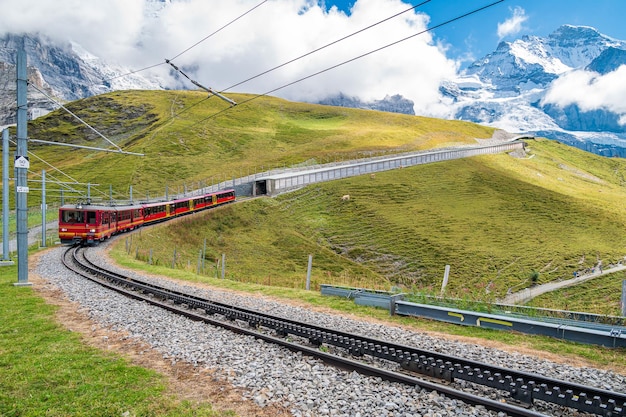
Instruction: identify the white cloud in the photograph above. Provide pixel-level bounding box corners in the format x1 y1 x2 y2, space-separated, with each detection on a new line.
542 66 626 124
0 0 145 60
497 6 527 40
0 0 459 118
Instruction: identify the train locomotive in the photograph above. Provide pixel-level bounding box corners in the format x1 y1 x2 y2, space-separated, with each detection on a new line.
59 189 235 245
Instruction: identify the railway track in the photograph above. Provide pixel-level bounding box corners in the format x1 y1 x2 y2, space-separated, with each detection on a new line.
62 245 626 417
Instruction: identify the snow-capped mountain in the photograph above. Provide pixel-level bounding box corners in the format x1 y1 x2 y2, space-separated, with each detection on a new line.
0 33 164 127
446 25 626 157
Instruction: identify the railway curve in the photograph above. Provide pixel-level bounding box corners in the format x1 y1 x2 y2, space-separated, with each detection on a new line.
53 243 626 417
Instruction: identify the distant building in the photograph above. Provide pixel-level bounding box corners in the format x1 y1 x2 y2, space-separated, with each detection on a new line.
28 107 51 120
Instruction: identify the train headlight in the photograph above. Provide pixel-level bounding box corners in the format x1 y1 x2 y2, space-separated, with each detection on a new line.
61 228 67 232
90 229 96 233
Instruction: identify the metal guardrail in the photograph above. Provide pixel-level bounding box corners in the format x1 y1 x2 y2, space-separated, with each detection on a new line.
319 285 626 348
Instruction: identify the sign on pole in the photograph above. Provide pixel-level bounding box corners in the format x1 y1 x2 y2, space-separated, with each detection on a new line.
14 155 29 169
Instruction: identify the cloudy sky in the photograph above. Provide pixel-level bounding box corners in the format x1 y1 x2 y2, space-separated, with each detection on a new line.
1 0 626 120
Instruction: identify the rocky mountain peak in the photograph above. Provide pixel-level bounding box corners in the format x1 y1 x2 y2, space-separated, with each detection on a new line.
0 33 163 126
450 24 626 157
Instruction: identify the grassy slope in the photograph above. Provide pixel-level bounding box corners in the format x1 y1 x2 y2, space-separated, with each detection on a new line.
4 90 625 313
15 90 492 205
126 138 626 313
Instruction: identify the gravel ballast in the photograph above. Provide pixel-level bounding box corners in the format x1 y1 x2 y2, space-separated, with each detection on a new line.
36 245 626 417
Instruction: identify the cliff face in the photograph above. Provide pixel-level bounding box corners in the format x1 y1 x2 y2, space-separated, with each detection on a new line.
0 33 163 127
0 61 58 127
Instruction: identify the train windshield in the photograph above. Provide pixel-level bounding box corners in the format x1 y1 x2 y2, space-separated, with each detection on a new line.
61 210 97 224
62 210 84 223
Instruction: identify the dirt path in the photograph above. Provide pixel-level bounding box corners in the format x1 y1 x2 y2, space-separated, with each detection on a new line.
499 263 626 305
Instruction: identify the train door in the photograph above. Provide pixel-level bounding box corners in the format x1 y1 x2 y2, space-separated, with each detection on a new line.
102 211 110 238
111 211 117 232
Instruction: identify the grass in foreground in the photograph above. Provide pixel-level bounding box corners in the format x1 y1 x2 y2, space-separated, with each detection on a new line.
0 259 230 417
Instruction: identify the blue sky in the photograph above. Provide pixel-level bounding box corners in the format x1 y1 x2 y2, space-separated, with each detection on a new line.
326 0 626 65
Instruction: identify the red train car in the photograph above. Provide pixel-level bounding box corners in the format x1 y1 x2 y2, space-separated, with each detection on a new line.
59 189 236 245
143 201 172 225
59 204 118 245
114 205 144 233
214 189 236 206
189 189 236 213
172 197 193 216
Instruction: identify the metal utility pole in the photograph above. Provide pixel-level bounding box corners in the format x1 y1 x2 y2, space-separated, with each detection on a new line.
15 39 31 286
1 129 13 265
41 170 46 247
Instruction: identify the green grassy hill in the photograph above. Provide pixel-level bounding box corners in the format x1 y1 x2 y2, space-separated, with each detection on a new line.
5 90 626 314
127 139 626 312
14 90 492 204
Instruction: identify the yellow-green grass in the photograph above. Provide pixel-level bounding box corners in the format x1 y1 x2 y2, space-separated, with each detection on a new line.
3 90 494 207
526 270 626 316
0 255 230 417
122 139 626 312
109 243 626 372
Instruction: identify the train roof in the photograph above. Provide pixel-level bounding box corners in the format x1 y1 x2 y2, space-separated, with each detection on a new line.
59 190 236 211
59 204 141 211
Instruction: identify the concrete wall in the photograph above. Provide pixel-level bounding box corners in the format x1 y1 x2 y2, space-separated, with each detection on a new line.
257 142 525 196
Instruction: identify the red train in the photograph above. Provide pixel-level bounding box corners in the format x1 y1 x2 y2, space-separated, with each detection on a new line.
59 189 235 245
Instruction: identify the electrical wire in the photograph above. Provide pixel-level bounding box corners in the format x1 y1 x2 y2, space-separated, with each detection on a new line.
102 62 165 83
7 137 90 196
168 0 269 62
155 0 434 127
188 0 505 127
221 0 432 93
91 0 269 88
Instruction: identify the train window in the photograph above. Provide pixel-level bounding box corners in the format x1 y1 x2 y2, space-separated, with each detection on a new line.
87 211 96 224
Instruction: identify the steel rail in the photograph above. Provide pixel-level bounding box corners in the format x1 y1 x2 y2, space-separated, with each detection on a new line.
62 245 547 417
64 246 626 417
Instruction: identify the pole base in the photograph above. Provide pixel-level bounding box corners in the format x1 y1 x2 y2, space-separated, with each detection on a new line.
13 281 32 287
0 260 15 266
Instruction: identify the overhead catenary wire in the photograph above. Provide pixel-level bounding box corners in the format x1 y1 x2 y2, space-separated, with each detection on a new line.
7 137 82 185
157 0 434 126
88 0 270 89
6 136 98 198
27 82 144 156
188 0 506 127
168 0 269 62
221 0 432 93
